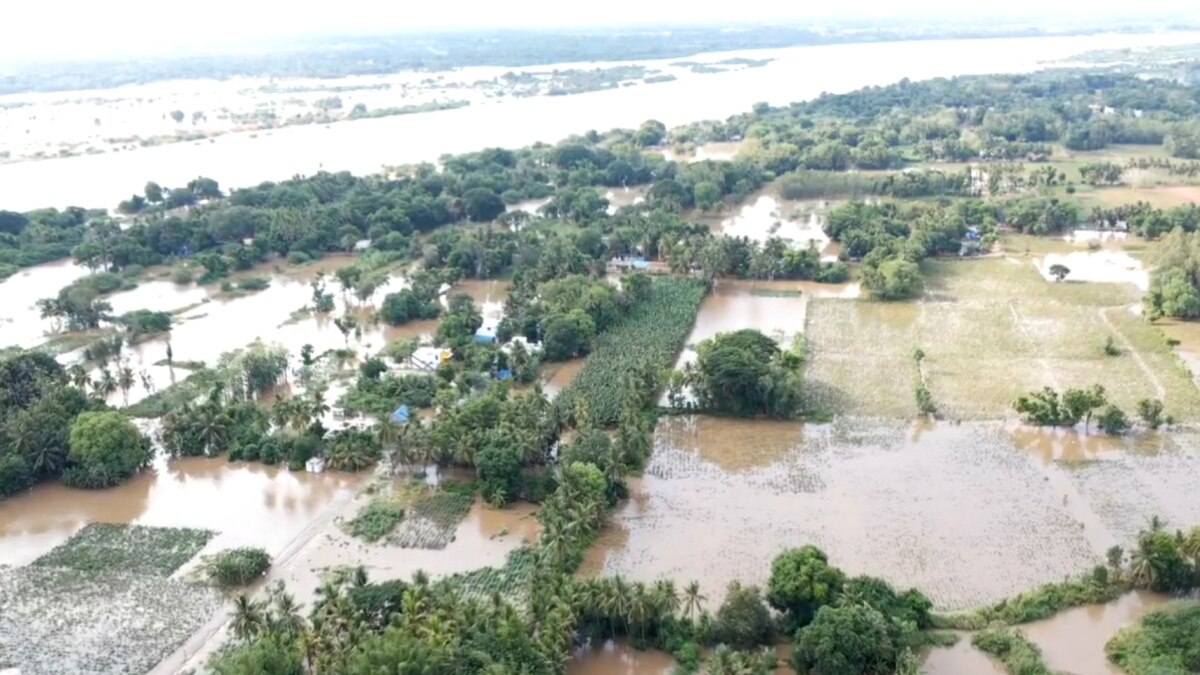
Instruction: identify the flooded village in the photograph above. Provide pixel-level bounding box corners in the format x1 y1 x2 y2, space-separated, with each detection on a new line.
3 20 1200 675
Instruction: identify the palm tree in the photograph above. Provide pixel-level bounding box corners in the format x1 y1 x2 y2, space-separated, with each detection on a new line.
97 368 118 399
67 364 89 390
270 397 294 432
196 404 232 456
653 579 679 618
118 365 135 405
268 582 306 638
308 387 331 421
230 594 266 642
682 580 705 621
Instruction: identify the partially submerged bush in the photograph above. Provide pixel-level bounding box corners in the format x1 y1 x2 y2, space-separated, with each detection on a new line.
206 547 271 587
344 501 405 543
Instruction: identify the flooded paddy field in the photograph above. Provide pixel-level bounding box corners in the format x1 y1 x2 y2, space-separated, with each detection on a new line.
579 416 1200 613
803 255 1200 420
0 454 363 567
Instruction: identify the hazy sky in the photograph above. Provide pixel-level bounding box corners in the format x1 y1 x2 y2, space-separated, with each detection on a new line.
4 0 1199 61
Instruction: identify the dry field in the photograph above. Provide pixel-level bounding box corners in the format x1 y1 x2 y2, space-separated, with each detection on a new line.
803 255 1200 421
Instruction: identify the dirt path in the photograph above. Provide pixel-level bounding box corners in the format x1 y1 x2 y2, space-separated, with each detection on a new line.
148 480 366 675
1099 306 1167 402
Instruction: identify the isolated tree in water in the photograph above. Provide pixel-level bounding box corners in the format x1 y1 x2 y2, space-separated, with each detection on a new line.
1049 264 1070 282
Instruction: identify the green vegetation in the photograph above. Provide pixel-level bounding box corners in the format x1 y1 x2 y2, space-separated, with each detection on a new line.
937 521 1200 630
1013 384 1111 430
1106 601 1200 675
559 277 705 425
0 352 100 498
1147 228 1200 319
972 626 1053 675
62 410 152 488
205 547 272 587
32 524 214 577
344 500 406 543
684 329 803 418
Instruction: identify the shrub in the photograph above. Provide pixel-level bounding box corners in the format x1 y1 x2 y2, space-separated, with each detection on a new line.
206 547 272 587
172 267 195 284
972 627 1053 675
1106 601 1200 675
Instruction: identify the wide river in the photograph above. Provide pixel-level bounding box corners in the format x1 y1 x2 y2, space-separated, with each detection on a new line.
2 31 1199 211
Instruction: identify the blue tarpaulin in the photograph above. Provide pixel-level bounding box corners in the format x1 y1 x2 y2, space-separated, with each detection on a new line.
391 405 411 424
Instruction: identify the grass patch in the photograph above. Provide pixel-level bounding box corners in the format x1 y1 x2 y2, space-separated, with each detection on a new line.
389 482 477 549
344 500 406 543
559 276 706 424
202 547 271 587
971 626 1053 675
1106 601 1200 675
32 523 214 577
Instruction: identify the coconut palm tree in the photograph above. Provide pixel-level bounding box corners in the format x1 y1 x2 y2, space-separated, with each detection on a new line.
67 364 89 390
196 404 232 456
118 365 135 405
97 368 118 400
270 397 294 432
653 579 680 618
682 580 705 621
230 594 266 642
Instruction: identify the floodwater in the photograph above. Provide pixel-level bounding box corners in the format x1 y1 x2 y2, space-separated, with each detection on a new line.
61 263 506 406
542 358 585 399
0 453 362 568
1036 250 1148 290
568 641 677 675
604 186 647 214
672 278 859 371
1021 591 1168 675
718 194 831 252
276 493 541 608
5 32 1200 211
0 258 91 348
577 418 1200 612
657 141 744 164
921 636 1006 675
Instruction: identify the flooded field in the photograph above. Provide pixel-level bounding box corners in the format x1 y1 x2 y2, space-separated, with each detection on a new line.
170 484 541 672
0 454 363 568
803 256 1200 420
542 357 585 399
0 258 91 348
579 417 1200 612
1036 249 1149 290
715 193 835 256
673 279 858 369
3 255 508 405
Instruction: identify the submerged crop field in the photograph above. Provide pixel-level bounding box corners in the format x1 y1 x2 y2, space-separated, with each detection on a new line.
580 417 1200 612
0 524 221 675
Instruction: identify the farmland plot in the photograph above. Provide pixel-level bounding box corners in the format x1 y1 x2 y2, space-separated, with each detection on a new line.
580 417 1113 611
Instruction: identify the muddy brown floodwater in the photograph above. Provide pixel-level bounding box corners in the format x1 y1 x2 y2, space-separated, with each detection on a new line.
82 263 507 406
1021 591 1168 675
921 636 1006 675
579 417 1200 612
568 640 676 675
277 491 541 609
0 258 91 348
0 454 362 568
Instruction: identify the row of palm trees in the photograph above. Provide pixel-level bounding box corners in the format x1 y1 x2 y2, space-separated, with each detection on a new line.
66 361 148 404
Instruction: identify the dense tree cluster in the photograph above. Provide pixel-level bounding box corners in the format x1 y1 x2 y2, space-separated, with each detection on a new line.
682 329 803 418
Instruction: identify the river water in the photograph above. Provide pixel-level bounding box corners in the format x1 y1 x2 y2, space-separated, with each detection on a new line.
2 32 1199 211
